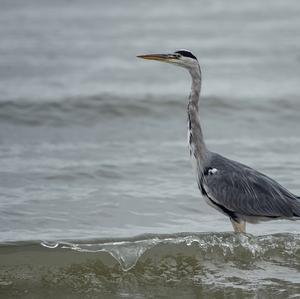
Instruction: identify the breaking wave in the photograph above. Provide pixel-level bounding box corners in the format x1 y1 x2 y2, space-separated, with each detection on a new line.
1 232 300 298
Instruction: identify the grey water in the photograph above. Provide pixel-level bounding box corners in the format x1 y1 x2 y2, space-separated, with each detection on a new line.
0 0 300 298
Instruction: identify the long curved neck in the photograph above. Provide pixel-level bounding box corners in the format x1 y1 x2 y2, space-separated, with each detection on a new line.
187 65 209 167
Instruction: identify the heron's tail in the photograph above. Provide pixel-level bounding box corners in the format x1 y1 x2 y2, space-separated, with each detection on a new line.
292 196 300 217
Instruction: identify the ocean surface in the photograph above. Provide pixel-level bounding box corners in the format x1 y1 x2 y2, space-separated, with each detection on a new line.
0 0 300 298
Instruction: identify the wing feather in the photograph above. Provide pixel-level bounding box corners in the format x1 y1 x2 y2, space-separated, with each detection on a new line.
203 153 300 219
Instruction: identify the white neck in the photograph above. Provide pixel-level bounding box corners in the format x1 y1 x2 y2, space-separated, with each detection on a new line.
187 64 209 171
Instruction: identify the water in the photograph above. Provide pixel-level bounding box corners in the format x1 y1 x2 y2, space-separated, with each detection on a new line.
0 233 299 298
0 0 300 298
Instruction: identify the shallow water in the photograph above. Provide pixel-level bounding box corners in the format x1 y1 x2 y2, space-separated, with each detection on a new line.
1 233 300 298
0 0 300 298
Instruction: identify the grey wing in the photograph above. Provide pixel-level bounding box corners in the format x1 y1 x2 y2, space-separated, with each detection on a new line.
202 153 300 220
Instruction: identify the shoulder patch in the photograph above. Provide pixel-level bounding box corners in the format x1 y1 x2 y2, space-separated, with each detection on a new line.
204 167 218 176
208 168 218 175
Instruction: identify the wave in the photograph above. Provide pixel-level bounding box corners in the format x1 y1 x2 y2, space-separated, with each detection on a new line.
0 95 299 126
38 232 300 271
1 233 300 298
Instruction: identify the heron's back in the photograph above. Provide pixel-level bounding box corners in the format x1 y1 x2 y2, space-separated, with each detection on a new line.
199 152 300 222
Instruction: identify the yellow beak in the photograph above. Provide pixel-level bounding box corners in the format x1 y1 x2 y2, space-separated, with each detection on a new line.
137 53 177 62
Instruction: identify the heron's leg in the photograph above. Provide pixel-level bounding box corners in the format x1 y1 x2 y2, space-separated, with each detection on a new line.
230 218 246 233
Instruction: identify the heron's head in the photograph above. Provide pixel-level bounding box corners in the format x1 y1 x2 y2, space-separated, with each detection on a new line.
137 49 199 71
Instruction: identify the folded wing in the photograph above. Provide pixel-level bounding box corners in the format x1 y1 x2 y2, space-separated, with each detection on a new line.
202 153 300 220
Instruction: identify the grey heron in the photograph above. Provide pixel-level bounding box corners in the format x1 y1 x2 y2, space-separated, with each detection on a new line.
137 49 300 233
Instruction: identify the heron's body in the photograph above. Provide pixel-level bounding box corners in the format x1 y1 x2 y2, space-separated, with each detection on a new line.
138 49 300 233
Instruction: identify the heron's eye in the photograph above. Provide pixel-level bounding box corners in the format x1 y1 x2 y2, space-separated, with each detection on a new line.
174 54 181 59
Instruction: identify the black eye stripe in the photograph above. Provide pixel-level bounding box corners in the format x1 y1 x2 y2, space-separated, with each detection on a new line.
175 50 197 60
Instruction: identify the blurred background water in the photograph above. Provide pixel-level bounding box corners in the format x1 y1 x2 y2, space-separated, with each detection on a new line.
0 0 300 298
